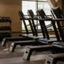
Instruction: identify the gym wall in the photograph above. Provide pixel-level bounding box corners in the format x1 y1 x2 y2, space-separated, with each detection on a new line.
0 0 21 36
48 0 62 9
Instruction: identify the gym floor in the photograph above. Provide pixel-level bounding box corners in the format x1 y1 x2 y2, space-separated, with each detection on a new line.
0 50 63 64
0 44 46 64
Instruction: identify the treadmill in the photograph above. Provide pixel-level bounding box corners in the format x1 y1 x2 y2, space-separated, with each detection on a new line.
46 53 64 64
23 9 64 60
28 10 49 39
51 7 64 42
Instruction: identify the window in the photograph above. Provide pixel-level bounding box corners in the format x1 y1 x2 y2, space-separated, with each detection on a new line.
38 2 51 15
22 0 52 32
22 0 37 31
22 1 36 15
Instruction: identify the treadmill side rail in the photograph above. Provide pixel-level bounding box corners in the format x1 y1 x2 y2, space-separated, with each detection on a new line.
23 45 52 60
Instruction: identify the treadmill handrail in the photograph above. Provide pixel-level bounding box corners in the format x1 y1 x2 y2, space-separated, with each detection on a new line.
20 17 64 22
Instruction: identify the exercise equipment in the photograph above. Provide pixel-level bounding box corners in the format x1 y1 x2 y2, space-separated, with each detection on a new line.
23 42 64 60
46 53 64 64
51 7 64 42
37 9 60 42
28 10 48 39
28 10 38 36
23 10 64 60
0 17 11 41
